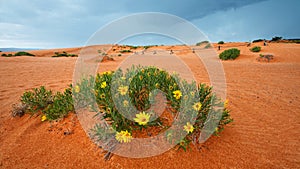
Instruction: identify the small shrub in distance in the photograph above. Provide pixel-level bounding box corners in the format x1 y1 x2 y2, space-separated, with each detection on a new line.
250 46 261 52
8 54 13 57
196 41 209 46
271 36 282 41
1 53 7 57
52 51 77 57
219 48 240 60
119 50 132 53
218 41 224 44
15 51 35 56
252 39 264 43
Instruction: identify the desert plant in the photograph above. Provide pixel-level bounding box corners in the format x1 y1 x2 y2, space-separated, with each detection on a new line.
271 36 282 41
204 44 212 49
250 46 261 52
218 41 224 44
15 51 35 56
119 50 132 53
252 39 265 43
1 53 7 57
44 88 74 120
21 86 53 114
219 48 240 60
73 65 232 156
18 85 74 121
52 51 77 57
196 41 209 46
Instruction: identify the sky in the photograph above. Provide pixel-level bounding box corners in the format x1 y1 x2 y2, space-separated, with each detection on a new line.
0 0 299 48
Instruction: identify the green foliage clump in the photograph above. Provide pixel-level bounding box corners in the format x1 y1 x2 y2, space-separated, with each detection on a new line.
15 51 35 56
219 48 240 60
52 51 77 57
196 41 209 46
218 41 224 44
119 50 132 53
271 36 282 41
252 39 264 43
250 46 261 52
1 53 8 57
18 86 74 121
74 65 232 153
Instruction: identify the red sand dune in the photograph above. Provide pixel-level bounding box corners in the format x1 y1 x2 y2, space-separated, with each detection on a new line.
0 43 299 168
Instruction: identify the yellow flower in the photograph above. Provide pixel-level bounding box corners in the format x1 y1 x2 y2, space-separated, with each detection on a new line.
155 83 160 88
215 127 219 133
169 86 174 90
123 100 129 107
118 86 128 95
41 115 47 122
133 111 150 125
101 81 107 88
224 99 229 108
190 91 195 96
100 93 105 99
147 72 151 77
139 75 143 80
183 122 194 133
193 102 202 111
173 90 182 100
115 130 132 143
74 85 80 93
102 71 112 75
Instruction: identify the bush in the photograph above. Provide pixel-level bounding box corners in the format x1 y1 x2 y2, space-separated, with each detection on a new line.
219 48 240 60
204 44 212 49
271 36 282 41
252 39 264 43
52 51 77 57
250 46 261 52
119 50 132 53
218 41 224 44
15 51 35 56
196 41 209 46
18 86 74 120
74 65 232 154
1 53 7 57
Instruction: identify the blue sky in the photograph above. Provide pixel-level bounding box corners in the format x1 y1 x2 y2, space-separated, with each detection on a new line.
0 0 299 48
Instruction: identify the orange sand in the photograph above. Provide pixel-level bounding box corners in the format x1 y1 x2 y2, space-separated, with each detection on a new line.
0 42 299 168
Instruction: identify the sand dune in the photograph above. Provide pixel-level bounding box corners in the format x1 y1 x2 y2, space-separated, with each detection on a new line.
0 42 299 168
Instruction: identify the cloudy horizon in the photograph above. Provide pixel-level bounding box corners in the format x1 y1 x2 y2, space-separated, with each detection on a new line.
0 0 299 48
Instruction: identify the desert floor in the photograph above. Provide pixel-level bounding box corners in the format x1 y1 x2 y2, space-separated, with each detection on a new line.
0 42 299 168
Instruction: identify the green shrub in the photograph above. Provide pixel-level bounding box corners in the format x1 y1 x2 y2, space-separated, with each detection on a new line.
21 86 53 114
15 51 35 56
250 46 261 52
74 65 232 153
1 53 7 57
119 50 132 53
219 48 240 60
196 41 209 46
271 36 282 41
52 51 77 57
44 88 74 120
218 41 224 44
18 86 74 120
252 39 264 43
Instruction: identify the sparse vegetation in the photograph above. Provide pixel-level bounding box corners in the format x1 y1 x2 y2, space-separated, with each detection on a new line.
15 51 35 56
1 51 35 57
219 48 240 60
15 86 74 121
271 36 282 41
119 50 132 53
52 51 77 57
252 39 265 43
250 46 261 52
218 41 224 44
196 41 209 46
204 44 212 49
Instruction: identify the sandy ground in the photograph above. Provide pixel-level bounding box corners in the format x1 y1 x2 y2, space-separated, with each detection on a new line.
0 42 299 168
